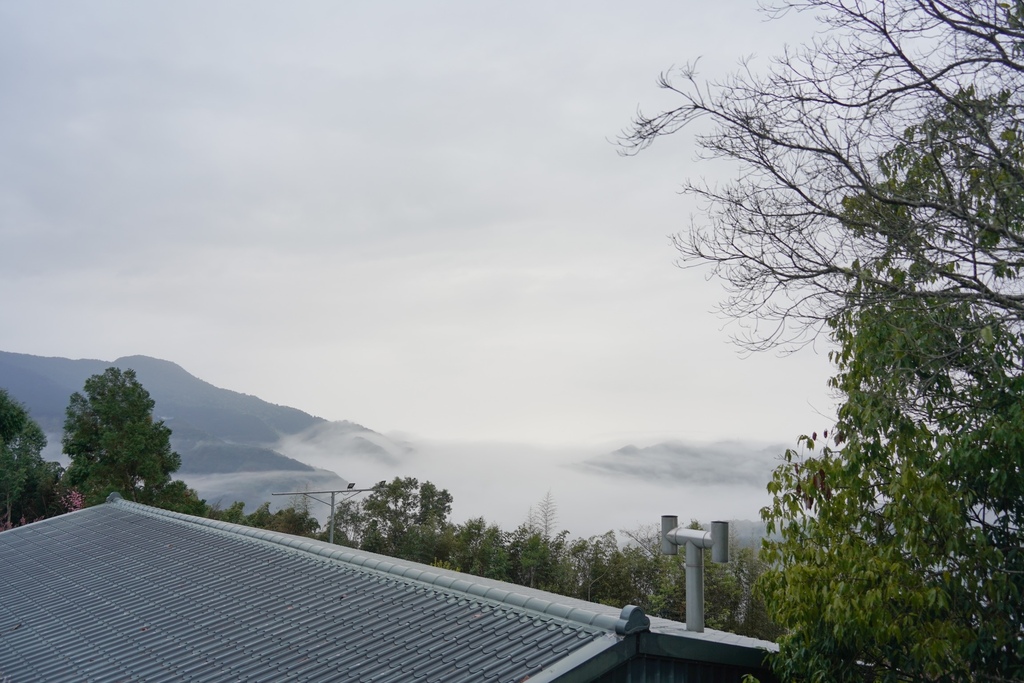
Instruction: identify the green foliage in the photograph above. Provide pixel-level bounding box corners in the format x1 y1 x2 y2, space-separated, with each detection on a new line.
566 532 620 602
209 500 247 525
359 477 454 564
728 546 784 641
258 502 321 536
320 496 366 547
624 0 1024 671
153 479 209 516
759 96 1024 680
507 523 570 591
449 516 510 580
208 500 321 536
62 367 203 511
0 389 62 526
762 308 1024 678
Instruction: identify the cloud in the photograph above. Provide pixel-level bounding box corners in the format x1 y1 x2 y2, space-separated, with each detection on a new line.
275 421 415 469
0 0 835 447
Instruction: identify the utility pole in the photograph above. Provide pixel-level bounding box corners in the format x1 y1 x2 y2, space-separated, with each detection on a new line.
272 483 372 544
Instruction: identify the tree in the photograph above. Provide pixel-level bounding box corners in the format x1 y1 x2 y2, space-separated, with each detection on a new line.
62 367 191 507
507 522 569 591
727 546 784 642
623 2 1024 352
241 501 321 536
528 490 559 540
450 517 510 580
320 496 366 548
0 389 61 526
566 532 616 603
623 1 1024 679
360 477 454 563
208 500 248 525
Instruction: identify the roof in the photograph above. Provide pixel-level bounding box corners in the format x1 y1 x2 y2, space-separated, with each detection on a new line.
0 495 775 682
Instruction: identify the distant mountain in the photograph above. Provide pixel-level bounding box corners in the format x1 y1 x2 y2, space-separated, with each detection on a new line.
578 440 783 488
0 353 111 433
0 351 406 483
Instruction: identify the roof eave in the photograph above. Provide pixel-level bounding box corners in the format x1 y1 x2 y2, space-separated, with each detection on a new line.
639 630 775 671
520 634 633 683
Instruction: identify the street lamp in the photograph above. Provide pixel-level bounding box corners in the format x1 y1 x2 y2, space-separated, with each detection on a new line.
272 484 371 544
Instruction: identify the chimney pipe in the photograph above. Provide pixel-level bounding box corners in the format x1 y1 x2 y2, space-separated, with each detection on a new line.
660 517 730 632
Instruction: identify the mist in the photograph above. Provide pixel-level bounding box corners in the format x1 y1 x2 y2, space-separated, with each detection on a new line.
50 418 786 538
263 431 787 538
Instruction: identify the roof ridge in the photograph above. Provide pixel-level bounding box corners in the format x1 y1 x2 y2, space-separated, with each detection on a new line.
104 494 647 635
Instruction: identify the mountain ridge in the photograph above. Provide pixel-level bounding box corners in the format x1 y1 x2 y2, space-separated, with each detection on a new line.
0 351 409 510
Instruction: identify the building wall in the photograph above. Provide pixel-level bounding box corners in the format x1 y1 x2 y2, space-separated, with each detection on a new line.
594 654 775 683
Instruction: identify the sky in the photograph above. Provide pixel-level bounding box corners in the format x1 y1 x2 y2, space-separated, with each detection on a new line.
0 1 836 472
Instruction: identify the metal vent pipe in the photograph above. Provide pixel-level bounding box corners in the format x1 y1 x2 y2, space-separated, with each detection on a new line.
660 516 730 632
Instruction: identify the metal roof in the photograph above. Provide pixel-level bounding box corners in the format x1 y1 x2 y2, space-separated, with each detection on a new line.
0 495 775 682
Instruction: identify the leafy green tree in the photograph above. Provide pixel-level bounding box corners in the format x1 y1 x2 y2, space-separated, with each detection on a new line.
624 0 1024 678
506 523 544 588
208 500 248 525
250 501 321 536
450 517 510 580
507 522 571 592
62 367 198 509
241 501 275 529
603 543 662 610
566 532 617 603
649 554 686 623
762 302 1024 678
756 97 1024 680
0 389 61 526
360 477 454 563
151 479 208 516
205 500 320 536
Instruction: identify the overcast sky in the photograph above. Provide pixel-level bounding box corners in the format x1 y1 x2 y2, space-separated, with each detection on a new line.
0 1 836 454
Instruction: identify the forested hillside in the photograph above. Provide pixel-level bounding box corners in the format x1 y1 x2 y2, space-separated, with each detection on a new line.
0 351 389 476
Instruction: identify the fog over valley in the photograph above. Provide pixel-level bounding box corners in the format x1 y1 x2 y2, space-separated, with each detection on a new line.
196 431 784 539
5 350 785 539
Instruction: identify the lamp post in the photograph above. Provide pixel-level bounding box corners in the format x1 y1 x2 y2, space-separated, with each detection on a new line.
272 482 369 544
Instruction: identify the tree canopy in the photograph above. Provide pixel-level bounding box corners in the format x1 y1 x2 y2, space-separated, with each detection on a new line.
624 1 1024 680
62 367 195 509
357 477 454 563
0 389 60 526
623 1 1024 352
